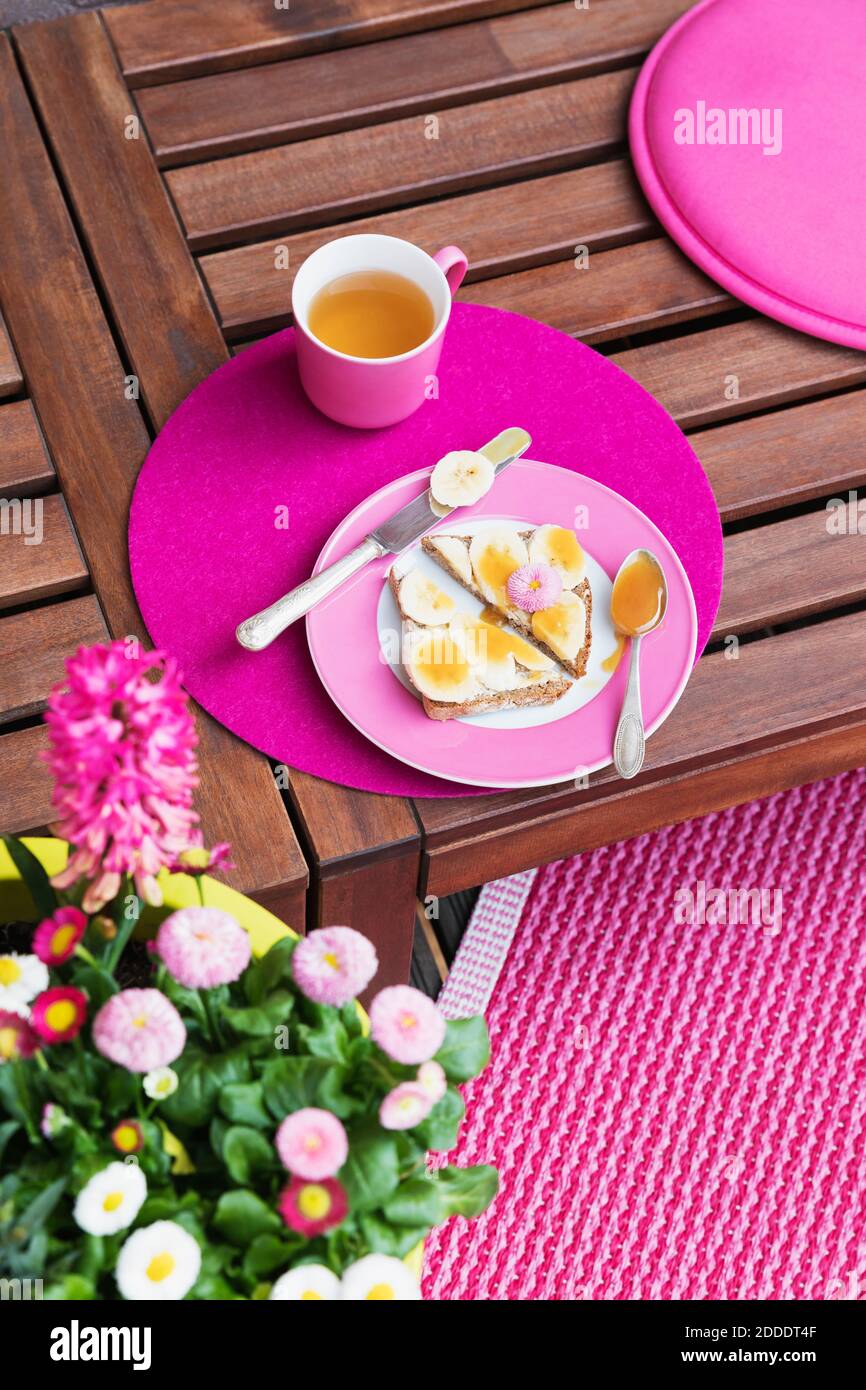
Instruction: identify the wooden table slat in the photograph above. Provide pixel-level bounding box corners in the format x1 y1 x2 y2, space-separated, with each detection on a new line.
106 0 568 86
461 237 731 343
0 595 109 723
167 68 635 249
612 320 866 429
714 508 866 637
0 400 55 495
200 159 654 338
0 311 23 399
0 723 53 832
0 28 307 919
139 0 691 165
0 493 87 609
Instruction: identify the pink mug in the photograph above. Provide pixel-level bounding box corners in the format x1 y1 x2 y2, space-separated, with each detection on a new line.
291 234 468 429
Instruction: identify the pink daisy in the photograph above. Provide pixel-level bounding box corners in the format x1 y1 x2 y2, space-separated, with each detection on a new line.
33 906 88 966
506 562 562 613
30 987 87 1044
156 907 251 989
275 1108 348 1180
417 1059 448 1104
173 843 234 877
291 926 378 1006
92 988 186 1073
0 1009 40 1061
278 1177 347 1238
369 985 446 1065
379 1082 433 1131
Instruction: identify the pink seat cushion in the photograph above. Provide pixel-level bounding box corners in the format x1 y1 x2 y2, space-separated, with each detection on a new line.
630 0 866 348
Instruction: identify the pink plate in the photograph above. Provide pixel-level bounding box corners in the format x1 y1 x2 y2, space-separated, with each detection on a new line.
306 459 697 789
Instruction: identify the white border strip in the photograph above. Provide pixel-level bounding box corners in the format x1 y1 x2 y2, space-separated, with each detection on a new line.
437 869 538 1019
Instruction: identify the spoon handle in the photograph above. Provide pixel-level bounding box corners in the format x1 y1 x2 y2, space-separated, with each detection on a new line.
613 635 646 779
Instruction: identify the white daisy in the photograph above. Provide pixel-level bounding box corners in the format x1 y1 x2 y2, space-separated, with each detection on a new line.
143 1066 179 1101
340 1253 421 1301
0 953 48 1012
116 1220 201 1301
270 1263 342 1301
73 1162 147 1236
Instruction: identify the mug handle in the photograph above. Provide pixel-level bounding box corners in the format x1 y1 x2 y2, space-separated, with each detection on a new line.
433 245 469 297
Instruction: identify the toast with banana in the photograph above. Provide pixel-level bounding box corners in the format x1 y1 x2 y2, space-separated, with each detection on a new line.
389 566 571 721
421 523 593 678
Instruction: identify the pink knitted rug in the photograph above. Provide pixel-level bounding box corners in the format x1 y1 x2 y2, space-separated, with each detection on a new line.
423 769 866 1301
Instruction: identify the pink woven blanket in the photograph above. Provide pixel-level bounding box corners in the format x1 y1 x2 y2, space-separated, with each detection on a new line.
423 770 866 1300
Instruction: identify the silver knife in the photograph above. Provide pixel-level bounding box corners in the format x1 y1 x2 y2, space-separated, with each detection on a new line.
235 427 531 651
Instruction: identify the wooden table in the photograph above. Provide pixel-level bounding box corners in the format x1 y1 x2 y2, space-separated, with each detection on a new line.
2 1 865 989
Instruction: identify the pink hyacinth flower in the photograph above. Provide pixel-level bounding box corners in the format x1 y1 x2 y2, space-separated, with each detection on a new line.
506 562 563 613
33 907 88 966
291 926 378 1007
92 988 186 1073
44 642 202 912
379 1083 433 1131
156 907 251 989
275 1108 348 1180
369 985 446 1065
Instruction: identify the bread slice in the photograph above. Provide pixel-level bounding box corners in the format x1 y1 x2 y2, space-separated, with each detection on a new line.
422 526 593 678
389 567 571 722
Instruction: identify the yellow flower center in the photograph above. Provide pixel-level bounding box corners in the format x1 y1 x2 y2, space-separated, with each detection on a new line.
399 1011 417 1033
303 1134 322 1152
323 952 340 972
366 1283 396 1300
102 1191 124 1213
132 1015 148 1029
297 1185 332 1221
155 1077 172 1095
529 579 541 590
301 1291 323 1300
0 958 22 985
0 1026 20 1060
50 925 77 957
45 1000 77 1033
146 1252 175 1283
114 1124 139 1152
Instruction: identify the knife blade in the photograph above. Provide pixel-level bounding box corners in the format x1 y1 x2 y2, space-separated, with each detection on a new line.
236 427 531 651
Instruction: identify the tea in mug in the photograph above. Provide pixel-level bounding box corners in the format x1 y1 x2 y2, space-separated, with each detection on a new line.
307 269 435 358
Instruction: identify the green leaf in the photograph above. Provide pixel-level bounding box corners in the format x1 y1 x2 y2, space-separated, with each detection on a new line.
190 1273 243 1300
161 1046 253 1128
223 991 294 1038
341 1129 400 1213
219 1082 271 1130
14 1175 67 1240
316 1066 363 1120
104 1067 140 1115
415 1086 465 1152
383 1178 444 1227
358 1212 430 1259
296 1013 349 1064
222 1126 275 1184
1 834 58 918
435 1164 499 1219
213 1190 282 1247
435 1016 490 1083
242 1233 302 1280
44 1274 96 1301
245 936 297 1005
0 1120 20 1164
261 1056 333 1119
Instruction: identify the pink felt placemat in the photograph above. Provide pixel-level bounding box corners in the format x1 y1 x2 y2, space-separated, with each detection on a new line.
630 0 866 348
423 768 866 1299
128 304 722 798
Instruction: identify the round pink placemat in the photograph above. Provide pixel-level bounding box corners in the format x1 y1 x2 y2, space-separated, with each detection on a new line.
630 0 866 349
128 304 722 798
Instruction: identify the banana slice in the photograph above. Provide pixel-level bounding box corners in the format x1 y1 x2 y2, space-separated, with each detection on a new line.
406 628 481 703
398 570 456 626
452 612 553 679
531 590 587 663
426 535 473 586
529 524 586 588
469 527 528 609
427 491 451 519
430 450 495 509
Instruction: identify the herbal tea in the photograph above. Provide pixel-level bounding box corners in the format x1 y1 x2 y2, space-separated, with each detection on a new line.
307 269 436 358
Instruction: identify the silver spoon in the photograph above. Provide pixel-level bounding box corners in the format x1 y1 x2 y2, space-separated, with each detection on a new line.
611 548 668 780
